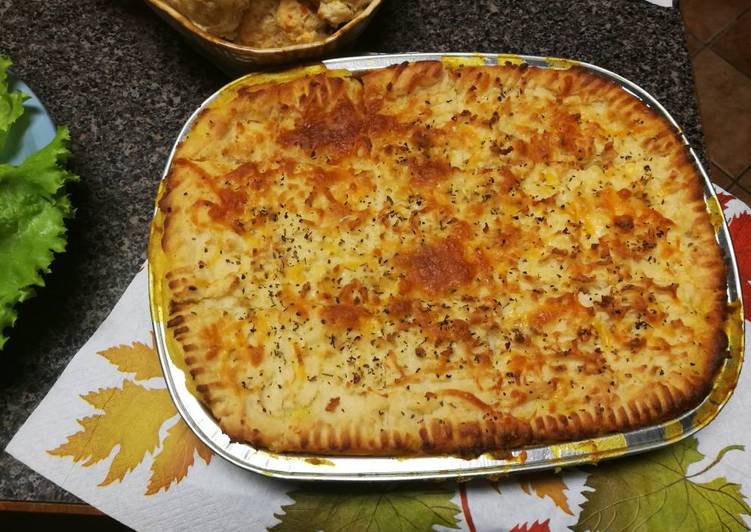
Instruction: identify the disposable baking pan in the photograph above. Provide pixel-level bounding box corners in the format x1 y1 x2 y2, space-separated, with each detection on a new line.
148 53 745 481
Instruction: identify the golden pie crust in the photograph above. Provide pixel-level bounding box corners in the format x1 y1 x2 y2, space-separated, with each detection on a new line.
150 61 727 455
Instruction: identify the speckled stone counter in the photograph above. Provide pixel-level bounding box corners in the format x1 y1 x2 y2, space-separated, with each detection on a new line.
0 0 698 504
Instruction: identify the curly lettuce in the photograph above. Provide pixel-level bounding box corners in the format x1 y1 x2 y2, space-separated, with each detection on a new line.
0 57 78 349
0 56 27 148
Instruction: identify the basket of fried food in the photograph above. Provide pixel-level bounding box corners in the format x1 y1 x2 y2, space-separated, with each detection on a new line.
145 0 383 71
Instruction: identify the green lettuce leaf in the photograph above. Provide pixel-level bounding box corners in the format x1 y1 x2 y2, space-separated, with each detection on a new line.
0 126 78 348
0 55 78 348
0 56 27 148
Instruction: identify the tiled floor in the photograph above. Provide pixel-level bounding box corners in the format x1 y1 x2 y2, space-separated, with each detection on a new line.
682 0 751 203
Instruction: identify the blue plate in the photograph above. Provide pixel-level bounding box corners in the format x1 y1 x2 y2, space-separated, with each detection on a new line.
0 77 56 164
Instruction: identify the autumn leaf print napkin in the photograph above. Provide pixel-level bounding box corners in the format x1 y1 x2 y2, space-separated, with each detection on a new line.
5 189 751 531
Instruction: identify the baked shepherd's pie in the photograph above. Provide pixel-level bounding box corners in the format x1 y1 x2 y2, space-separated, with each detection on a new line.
151 60 727 456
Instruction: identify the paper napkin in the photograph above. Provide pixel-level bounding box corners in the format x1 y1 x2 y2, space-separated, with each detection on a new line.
6 189 750 532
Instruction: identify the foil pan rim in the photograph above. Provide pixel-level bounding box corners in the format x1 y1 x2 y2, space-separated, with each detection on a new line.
147 52 744 481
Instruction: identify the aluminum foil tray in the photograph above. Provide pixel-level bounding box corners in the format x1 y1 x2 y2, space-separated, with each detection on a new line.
148 53 744 481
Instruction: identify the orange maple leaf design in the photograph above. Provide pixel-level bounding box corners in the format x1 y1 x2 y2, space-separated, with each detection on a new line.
48 340 212 495
727 210 751 321
146 420 212 495
510 519 551 532
518 472 573 515
717 191 733 209
48 381 176 485
98 338 163 381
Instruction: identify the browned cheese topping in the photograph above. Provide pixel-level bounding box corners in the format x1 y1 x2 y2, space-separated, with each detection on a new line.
152 61 727 455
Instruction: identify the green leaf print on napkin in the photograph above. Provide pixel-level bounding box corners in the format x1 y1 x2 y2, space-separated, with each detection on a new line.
572 437 751 531
271 484 461 531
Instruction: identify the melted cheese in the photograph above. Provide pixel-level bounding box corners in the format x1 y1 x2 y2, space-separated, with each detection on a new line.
153 61 726 455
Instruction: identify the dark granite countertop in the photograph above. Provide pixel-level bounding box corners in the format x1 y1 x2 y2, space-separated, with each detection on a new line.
0 0 698 505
